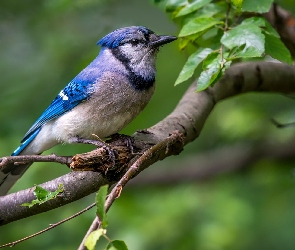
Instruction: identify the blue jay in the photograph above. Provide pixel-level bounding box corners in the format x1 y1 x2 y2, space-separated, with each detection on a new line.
0 26 176 195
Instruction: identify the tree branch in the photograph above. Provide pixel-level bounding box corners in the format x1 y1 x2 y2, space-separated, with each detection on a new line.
0 154 72 167
0 61 295 226
141 62 295 145
129 137 295 186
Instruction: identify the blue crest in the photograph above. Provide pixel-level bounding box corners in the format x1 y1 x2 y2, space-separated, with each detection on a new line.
97 26 152 49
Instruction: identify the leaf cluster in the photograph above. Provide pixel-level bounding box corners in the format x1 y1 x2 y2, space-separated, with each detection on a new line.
156 0 292 91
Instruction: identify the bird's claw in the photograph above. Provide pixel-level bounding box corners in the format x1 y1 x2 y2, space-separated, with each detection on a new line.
70 136 116 166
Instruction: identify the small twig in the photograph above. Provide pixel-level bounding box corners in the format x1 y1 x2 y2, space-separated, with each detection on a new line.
105 131 183 212
78 191 106 250
0 202 96 248
0 154 72 169
225 0 231 31
220 1 231 66
78 217 100 250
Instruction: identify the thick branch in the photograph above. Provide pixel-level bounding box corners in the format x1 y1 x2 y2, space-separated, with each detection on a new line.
0 171 110 225
139 62 295 144
0 61 295 225
129 137 295 186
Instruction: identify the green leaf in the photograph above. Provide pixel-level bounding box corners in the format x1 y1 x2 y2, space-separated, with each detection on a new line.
96 185 109 229
264 33 292 64
243 16 292 63
21 184 64 208
176 0 212 17
165 0 186 12
175 48 213 85
106 240 129 250
178 32 208 50
194 2 228 18
221 23 265 58
264 20 280 38
241 17 280 38
242 0 273 13
85 229 106 250
202 51 219 69
241 16 265 27
197 51 222 91
179 17 223 37
197 28 224 49
197 64 221 91
231 0 243 11
178 37 190 50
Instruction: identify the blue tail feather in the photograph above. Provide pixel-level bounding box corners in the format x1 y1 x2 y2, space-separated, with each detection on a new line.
11 128 41 156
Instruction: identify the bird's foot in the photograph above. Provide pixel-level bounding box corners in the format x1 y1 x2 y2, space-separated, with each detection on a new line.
107 133 135 154
69 135 116 165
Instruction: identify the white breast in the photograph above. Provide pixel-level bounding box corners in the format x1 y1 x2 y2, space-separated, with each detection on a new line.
52 71 155 143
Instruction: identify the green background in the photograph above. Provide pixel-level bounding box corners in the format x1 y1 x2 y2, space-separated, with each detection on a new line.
1 0 295 249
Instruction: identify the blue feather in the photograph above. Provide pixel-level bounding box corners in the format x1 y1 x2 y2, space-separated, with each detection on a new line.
21 78 96 143
97 26 152 49
12 128 41 156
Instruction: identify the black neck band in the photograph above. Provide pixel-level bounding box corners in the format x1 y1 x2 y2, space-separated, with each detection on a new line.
111 48 155 91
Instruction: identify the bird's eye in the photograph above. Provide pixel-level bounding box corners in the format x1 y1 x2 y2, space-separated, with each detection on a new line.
130 39 140 46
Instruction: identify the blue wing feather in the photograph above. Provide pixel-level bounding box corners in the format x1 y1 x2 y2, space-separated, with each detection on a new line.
21 78 95 143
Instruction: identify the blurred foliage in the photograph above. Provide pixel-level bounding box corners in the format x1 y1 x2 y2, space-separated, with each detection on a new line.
0 0 295 249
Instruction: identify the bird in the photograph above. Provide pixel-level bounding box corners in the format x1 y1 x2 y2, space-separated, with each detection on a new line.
0 26 177 195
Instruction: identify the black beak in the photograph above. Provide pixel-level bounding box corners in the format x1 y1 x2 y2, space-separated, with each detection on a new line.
150 35 177 48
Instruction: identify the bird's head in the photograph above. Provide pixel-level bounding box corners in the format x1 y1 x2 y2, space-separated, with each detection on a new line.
97 26 177 77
